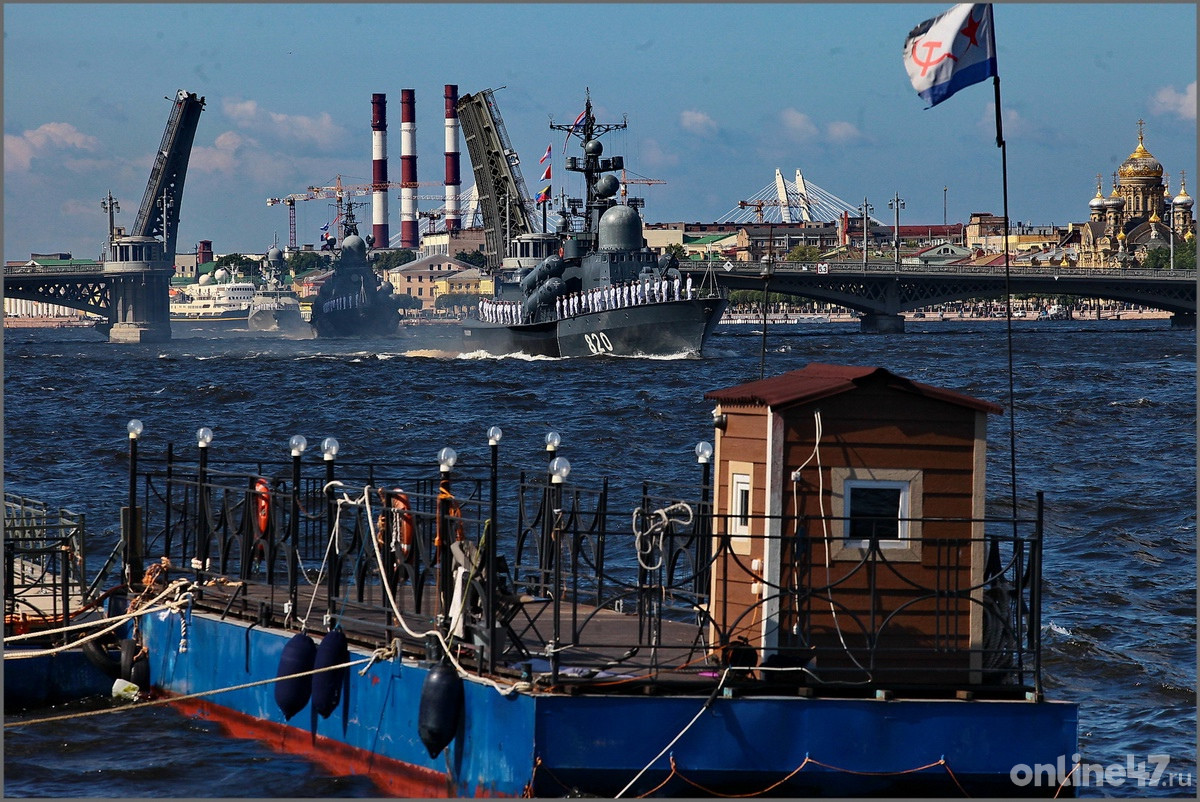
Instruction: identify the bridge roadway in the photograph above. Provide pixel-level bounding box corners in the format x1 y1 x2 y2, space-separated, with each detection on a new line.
693 260 1197 332
4 259 1197 338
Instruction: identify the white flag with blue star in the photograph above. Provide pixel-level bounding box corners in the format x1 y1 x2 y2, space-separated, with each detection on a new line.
903 4 997 108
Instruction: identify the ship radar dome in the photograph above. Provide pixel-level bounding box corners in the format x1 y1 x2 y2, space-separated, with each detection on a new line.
267 246 284 265
584 139 603 157
598 204 643 252
341 233 367 258
594 174 620 199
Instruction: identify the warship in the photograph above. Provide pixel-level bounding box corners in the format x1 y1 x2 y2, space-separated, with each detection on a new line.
461 94 727 357
247 244 306 333
308 204 401 338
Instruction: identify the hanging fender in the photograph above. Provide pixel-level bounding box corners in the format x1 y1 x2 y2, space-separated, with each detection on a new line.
274 632 317 720
311 628 349 718
417 661 464 758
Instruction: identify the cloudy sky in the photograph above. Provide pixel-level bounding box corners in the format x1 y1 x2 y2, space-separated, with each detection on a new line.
4 3 1196 261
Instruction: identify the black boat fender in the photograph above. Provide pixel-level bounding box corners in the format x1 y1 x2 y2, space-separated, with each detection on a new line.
311 628 349 718
81 634 122 680
417 661 464 758
274 632 316 720
120 638 151 689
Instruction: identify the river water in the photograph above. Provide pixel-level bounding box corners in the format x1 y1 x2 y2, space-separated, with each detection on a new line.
3 318 1195 797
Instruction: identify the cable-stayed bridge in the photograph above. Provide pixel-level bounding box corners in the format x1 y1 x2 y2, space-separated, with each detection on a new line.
718 169 871 225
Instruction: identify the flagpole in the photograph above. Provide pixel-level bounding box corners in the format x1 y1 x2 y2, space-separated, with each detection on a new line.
992 65 1019 527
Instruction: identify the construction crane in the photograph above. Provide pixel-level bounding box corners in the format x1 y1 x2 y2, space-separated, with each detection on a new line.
737 199 788 224
266 193 320 249
620 168 665 200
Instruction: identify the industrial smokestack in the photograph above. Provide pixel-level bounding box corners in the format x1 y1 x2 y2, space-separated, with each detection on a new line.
444 84 461 233
371 93 389 247
400 89 418 249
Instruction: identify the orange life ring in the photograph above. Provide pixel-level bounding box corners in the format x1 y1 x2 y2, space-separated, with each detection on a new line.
377 488 416 563
254 478 271 534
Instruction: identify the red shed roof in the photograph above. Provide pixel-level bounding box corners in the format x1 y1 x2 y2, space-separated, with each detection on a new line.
704 363 1003 414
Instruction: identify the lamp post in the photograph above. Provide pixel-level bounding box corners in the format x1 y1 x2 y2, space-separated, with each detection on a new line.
125 419 144 589
861 197 874 270
486 426 503 672
288 434 307 617
437 446 457 632
695 441 713 597
193 427 214 579
548 456 570 688
889 193 905 272
943 186 948 228
541 431 561 595
321 437 339 619
759 252 773 380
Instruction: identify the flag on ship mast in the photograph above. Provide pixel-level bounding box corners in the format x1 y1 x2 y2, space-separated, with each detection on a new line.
902 3 997 108
535 185 551 204
540 164 552 182
564 109 586 148
539 144 551 164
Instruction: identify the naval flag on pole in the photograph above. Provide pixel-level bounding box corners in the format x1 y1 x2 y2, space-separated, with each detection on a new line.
540 164 552 182
539 144 552 164
903 3 997 108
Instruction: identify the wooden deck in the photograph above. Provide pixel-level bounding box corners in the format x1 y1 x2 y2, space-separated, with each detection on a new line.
180 570 715 687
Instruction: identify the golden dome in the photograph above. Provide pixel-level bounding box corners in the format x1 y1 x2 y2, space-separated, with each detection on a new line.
1118 128 1164 178
1117 230 1126 241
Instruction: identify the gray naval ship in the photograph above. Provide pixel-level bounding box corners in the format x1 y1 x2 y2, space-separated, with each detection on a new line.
461 96 727 358
309 204 401 338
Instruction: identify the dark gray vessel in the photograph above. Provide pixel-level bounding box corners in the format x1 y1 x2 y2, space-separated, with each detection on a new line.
461 96 726 357
309 205 400 338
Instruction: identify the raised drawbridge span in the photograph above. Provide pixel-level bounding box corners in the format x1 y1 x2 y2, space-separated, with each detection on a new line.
3 91 205 343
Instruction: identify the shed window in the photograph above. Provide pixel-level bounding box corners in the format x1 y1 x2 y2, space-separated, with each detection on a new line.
844 480 910 548
732 473 751 533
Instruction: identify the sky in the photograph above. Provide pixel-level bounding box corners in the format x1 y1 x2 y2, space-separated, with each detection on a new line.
4 3 1196 262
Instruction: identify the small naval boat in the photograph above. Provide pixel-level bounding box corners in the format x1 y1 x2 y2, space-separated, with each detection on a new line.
308 205 400 338
247 245 306 333
462 96 727 357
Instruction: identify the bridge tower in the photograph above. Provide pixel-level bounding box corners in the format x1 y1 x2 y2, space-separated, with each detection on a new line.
105 90 205 343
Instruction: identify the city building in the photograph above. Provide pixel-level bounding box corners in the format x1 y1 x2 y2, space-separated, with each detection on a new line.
1065 122 1195 267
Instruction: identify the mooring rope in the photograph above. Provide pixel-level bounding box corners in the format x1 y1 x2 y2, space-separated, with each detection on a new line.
4 652 374 730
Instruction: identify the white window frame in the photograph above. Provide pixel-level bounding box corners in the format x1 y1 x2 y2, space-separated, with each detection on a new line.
842 479 910 549
829 467 923 562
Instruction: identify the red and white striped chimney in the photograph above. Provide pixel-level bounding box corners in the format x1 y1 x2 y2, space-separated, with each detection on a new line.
400 89 418 249
444 84 462 233
370 93 389 247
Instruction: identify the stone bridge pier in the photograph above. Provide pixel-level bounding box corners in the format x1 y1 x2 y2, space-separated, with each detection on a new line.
859 312 906 333
102 234 174 344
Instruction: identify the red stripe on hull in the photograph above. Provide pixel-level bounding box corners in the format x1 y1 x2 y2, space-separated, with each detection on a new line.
167 695 463 797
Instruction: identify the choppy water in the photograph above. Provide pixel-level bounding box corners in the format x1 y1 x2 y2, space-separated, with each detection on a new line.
3 318 1195 797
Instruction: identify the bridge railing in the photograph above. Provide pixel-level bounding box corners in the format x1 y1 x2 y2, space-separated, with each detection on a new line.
721 260 1196 280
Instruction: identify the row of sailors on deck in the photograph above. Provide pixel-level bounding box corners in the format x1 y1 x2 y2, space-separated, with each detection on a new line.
478 274 695 325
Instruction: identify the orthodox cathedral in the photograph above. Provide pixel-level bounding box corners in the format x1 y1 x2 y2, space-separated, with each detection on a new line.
1068 121 1195 267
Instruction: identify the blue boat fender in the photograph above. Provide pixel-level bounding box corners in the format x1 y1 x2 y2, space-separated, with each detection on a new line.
311 628 349 718
274 632 316 720
417 661 464 758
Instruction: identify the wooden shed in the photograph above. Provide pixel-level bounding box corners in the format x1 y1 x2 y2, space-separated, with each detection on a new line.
704 363 1004 689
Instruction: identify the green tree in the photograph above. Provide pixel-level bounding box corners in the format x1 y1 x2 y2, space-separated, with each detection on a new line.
394 294 423 312
454 250 487 268
286 250 329 276
664 243 687 261
213 253 257 275
785 244 824 263
1142 238 1195 270
375 249 417 270
435 292 483 314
